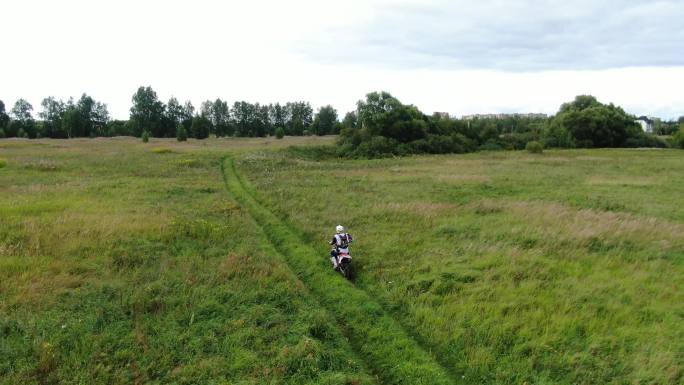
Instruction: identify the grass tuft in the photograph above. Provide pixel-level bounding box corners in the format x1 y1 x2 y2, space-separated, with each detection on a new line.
151 147 175 154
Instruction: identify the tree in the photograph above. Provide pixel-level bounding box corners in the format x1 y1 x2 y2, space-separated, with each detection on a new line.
478 121 499 144
38 94 110 138
675 124 684 149
559 95 600 113
105 120 130 136
166 97 184 127
354 91 428 143
202 99 231 137
269 103 287 131
190 115 211 139
312 105 338 135
141 130 150 143
356 91 402 132
0 100 9 132
76 94 96 137
275 126 285 139
39 97 66 138
181 101 195 131
92 102 110 136
549 95 639 148
163 97 186 137
257 104 271 137
286 101 313 136
200 100 216 136
232 101 255 137
130 86 165 137
61 101 86 139
10 99 36 138
342 111 357 130
11 99 33 122
176 125 188 141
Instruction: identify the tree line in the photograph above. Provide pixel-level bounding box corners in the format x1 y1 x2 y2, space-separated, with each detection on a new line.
334 92 684 158
1 88 683 152
0 86 341 139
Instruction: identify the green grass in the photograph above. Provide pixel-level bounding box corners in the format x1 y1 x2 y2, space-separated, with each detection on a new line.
236 148 684 385
1 137 381 385
2 138 683 384
223 158 455 385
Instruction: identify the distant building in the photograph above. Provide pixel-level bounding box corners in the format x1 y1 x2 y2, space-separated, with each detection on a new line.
461 113 548 120
635 116 655 133
433 112 450 119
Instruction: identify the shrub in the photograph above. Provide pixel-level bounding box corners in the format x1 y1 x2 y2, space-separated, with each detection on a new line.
526 141 544 154
502 132 537 150
176 125 188 142
0 158 7 168
151 148 174 154
452 133 478 153
353 136 399 158
479 140 503 151
141 130 150 143
674 127 684 149
275 127 285 139
191 116 211 139
0 128 5 138
542 121 575 148
625 133 669 148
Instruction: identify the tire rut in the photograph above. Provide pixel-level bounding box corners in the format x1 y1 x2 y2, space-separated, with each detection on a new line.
222 157 460 385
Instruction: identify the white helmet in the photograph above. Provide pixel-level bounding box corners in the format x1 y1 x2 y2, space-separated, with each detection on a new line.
336 225 345 233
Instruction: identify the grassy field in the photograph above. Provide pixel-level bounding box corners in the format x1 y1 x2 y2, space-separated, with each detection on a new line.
1 137 384 385
1 138 683 384
236 147 684 385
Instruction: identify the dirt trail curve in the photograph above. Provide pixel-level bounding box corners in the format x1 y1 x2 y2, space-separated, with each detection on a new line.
222 157 460 385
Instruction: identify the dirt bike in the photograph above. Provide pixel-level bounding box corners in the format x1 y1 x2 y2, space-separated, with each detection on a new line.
332 250 354 280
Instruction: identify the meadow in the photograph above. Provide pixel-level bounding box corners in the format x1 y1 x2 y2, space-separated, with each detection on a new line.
1 137 683 384
1 137 383 385
236 147 684 384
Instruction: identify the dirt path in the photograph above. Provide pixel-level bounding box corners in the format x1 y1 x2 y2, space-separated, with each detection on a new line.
222 157 459 385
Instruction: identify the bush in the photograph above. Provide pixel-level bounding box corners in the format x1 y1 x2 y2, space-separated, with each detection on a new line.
542 121 575 148
190 116 211 140
141 130 150 143
176 125 187 142
501 132 537 150
0 158 7 168
275 127 285 139
674 127 684 149
452 133 478 153
478 140 503 151
526 141 544 154
151 148 174 154
353 136 399 158
625 133 669 148
0 128 5 138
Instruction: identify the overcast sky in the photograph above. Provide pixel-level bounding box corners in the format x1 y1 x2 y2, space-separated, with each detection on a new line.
2 0 683 119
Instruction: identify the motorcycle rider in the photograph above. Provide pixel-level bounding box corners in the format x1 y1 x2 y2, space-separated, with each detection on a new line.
329 225 353 270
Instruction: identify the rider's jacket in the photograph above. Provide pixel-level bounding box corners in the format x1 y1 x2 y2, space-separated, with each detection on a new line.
330 233 353 255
